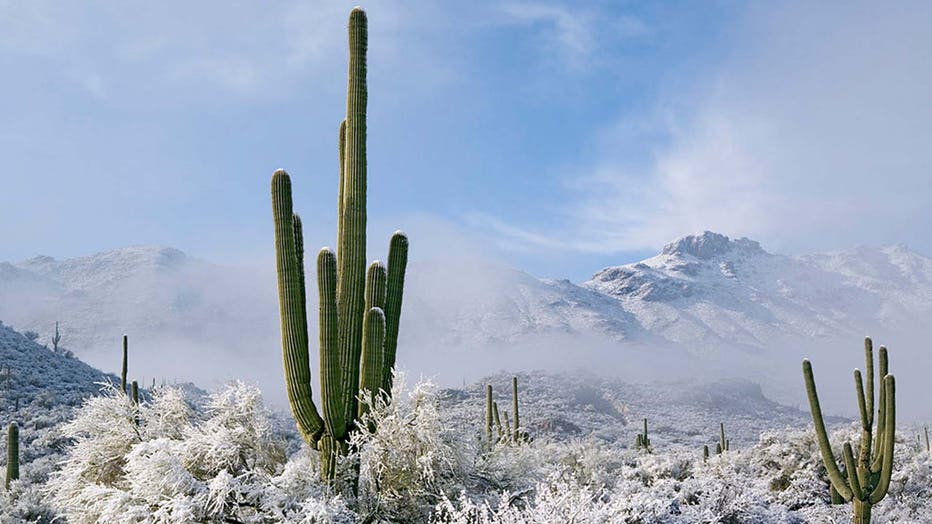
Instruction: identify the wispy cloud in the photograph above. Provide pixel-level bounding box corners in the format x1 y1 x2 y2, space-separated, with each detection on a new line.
479 1 932 255
499 2 648 71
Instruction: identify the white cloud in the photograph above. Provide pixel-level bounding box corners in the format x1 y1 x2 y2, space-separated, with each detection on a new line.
482 1 932 255
499 2 648 71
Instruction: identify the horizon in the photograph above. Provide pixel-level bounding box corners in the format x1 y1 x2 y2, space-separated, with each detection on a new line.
4 229 931 285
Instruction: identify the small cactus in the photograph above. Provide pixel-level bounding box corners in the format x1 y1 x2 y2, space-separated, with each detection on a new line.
5 422 18 490
512 376 520 442
485 384 493 448
121 335 128 395
51 321 62 353
703 445 709 462
635 418 651 451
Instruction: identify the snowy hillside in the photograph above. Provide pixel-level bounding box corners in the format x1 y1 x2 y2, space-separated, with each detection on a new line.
585 231 932 353
0 322 115 494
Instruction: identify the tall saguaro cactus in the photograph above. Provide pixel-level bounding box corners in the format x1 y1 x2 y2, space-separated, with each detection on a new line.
5 422 18 490
802 337 896 524
271 7 409 483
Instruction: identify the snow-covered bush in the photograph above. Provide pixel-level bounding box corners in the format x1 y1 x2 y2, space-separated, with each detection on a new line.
352 374 473 522
428 422 932 523
46 382 354 523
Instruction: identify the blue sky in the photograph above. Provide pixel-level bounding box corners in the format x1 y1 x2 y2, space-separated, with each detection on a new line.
1 1 930 281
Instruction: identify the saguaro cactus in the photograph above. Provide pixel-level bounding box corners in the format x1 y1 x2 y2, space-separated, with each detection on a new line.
51 321 62 353
485 384 494 447
802 337 896 524
121 335 128 395
5 422 18 490
635 418 651 450
512 376 520 442
271 8 409 483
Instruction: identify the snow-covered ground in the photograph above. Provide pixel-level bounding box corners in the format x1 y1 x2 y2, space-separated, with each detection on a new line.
2 323 930 522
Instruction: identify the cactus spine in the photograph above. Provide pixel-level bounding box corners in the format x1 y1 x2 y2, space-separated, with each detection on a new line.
5 422 17 490
271 8 408 483
802 337 895 524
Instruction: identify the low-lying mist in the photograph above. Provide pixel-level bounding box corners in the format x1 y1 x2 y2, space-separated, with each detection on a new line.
2 250 930 422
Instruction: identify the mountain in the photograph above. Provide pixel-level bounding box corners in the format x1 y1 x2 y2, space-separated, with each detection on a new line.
2 233 930 415
584 231 932 353
0 246 281 385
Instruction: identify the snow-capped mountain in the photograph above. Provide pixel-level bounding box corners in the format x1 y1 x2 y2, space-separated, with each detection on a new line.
585 231 932 353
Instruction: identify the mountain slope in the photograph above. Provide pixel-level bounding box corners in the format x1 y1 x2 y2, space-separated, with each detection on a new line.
584 231 932 353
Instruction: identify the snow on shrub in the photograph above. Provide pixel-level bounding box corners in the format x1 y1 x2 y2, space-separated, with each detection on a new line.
352 373 473 522
45 382 353 523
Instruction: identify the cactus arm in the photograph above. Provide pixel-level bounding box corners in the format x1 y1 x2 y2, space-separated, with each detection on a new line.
293 214 309 354
359 261 387 408
863 338 874 426
358 306 386 419
854 370 868 431
493 401 503 439
869 375 895 504
870 346 889 473
803 359 853 500
503 411 511 443
381 231 408 394
272 169 324 445
317 248 344 440
853 368 875 489
337 119 346 269
5 422 18 490
843 443 863 501
365 261 388 312
337 7 369 431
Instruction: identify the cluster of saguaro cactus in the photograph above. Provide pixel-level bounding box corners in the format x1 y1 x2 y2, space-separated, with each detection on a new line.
5 422 17 490
635 418 651 450
483 377 529 448
271 7 409 483
803 337 895 524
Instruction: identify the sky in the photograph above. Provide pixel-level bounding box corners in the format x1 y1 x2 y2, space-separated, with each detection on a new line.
0 0 930 282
